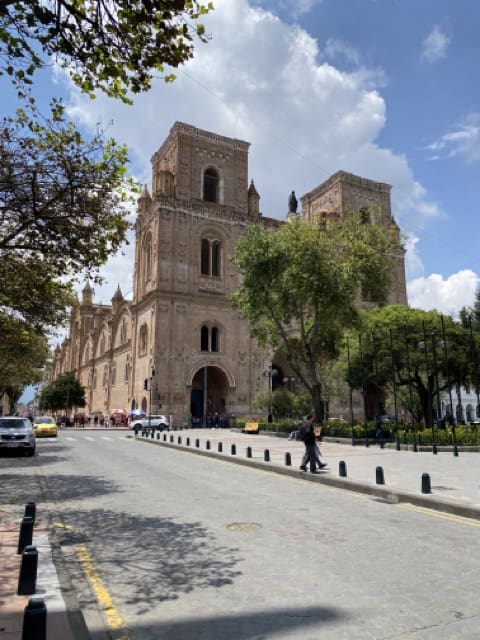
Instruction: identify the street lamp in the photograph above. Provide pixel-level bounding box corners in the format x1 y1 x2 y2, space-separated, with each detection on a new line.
346 335 355 446
263 365 277 423
148 363 155 431
440 315 458 457
419 320 437 454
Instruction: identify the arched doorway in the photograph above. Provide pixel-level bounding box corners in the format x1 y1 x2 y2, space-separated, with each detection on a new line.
190 365 230 426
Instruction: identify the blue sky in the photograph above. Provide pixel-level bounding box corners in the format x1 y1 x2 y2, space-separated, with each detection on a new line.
8 0 480 325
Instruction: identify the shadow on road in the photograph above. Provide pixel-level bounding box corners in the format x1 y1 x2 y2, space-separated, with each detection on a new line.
58 508 242 611
123 605 346 639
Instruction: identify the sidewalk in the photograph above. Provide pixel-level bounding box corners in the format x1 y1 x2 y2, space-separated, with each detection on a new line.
0 507 77 640
137 427 480 520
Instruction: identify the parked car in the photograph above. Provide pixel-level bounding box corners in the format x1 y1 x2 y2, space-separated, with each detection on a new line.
33 416 58 438
131 415 169 431
0 417 36 456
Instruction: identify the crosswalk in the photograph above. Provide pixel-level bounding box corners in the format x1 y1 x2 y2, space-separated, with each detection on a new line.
38 435 131 442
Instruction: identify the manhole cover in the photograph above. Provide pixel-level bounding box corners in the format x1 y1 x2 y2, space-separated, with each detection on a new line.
226 523 262 532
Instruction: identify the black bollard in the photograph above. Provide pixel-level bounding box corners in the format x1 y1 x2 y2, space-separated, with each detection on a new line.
18 546 38 595
156 431 160 440
22 597 47 640
24 501 36 525
396 433 401 451
264 449 270 462
206 440 211 450
246 446 252 458
285 452 291 466
421 472 432 494
195 438 200 448
170 434 174 443
339 460 347 477
178 436 182 445
231 444 236 455
163 433 167 441
218 442 223 453
186 437 190 446
151 429 155 439
18 516 34 555
375 466 385 485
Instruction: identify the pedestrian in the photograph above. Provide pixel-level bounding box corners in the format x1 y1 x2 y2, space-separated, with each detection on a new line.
299 415 327 472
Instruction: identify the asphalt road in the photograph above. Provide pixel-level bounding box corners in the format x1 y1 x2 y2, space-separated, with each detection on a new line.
2 431 480 639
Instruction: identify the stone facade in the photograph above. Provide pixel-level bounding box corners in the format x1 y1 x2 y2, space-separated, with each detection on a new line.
52 122 407 425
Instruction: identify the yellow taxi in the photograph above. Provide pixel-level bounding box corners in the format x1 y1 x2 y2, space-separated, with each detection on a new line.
33 416 58 438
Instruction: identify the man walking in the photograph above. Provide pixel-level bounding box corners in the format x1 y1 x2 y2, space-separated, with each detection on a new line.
300 415 327 472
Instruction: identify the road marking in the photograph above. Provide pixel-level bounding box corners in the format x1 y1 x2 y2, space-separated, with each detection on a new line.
399 503 480 527
52 521 74 531
76 545 131 640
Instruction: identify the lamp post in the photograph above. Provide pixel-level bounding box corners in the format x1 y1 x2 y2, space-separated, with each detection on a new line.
346 335 355 446
358 334 369 447
263 365 277 423
388 326 400 447
403 325 418 452
148 364 155 431
440 315 458 456
419 320 437 454
468 315 480 422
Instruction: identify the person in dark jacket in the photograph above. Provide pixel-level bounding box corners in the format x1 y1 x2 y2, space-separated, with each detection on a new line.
299 415 327 472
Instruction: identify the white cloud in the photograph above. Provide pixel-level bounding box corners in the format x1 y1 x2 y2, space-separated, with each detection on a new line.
420 25 451 63
426 113 480 163
407 270 479 317
60 0 442 307
323 38 361 66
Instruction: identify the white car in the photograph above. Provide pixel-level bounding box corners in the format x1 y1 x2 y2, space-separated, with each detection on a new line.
131 415 169 431
0 417 36 456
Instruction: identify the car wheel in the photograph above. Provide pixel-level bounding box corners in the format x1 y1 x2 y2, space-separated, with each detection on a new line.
27 449 35 457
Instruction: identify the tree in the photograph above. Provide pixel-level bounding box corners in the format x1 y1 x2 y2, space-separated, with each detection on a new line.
0 0 213 102
0 99 133 328
0 314 49 408
344 305 480 427
459 288 480 333
231 215 401 423
39 371 86 413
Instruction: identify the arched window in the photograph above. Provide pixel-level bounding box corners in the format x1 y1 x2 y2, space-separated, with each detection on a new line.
124 356 130 382
211 240 221 276
102 365 108 388
200 237 222 277
144 233 152 279
139 324 148 355
99 332 106 356
82 342 90 364
92 369 97 389
201 325 209 351
119 317 128 344
200 325 220 352
203 167 219 202
111 361 116 386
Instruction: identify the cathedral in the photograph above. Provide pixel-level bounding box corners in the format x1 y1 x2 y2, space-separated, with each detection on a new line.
52 121 407 425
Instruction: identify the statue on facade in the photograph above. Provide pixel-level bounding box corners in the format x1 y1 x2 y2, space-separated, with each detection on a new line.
288 190 298 213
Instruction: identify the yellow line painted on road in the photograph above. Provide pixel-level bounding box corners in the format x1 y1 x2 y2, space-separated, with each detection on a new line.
399 503 480 527
76 545 131 640
52 521 74 531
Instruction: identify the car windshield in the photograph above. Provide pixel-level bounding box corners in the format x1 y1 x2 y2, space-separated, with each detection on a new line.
0 419 30 430
35 417 54 424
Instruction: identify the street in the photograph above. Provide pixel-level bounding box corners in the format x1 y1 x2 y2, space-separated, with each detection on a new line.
1 431 479 639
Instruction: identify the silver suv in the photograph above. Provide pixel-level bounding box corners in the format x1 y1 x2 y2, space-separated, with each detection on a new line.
0 417 36 456
131 415 169 431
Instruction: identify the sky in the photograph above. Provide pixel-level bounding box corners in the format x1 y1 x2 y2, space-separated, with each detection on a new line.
9 0 480 329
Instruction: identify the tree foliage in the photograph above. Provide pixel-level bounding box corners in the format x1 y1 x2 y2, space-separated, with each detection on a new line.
0 0 213 102
459 288 480 333
0 99 133 328
231 215 401 422
39 371 86 412
0 313 49 410
344 305 480 426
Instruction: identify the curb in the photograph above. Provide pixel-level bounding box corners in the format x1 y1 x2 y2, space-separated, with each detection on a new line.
135 434 480 522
